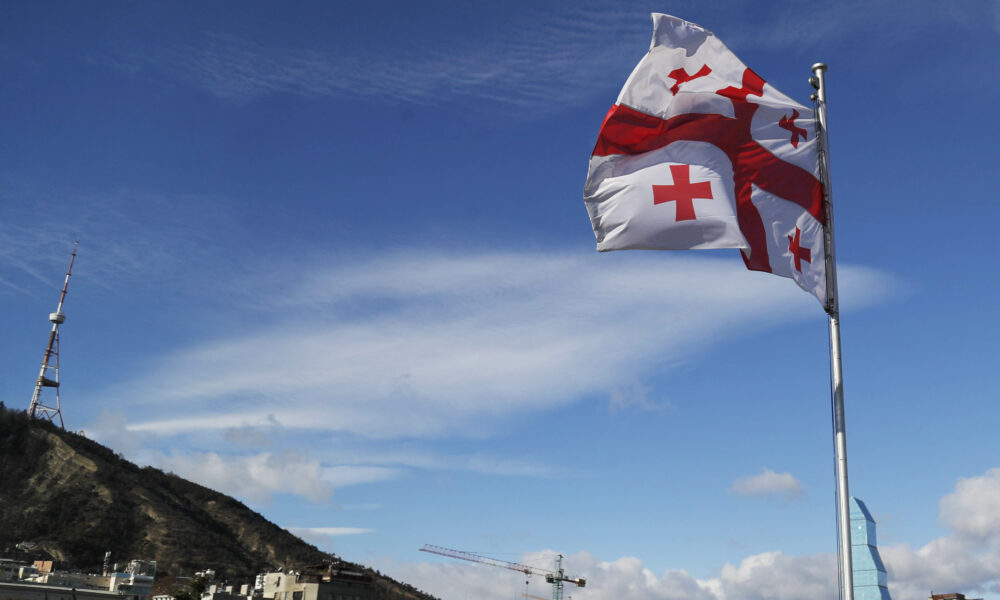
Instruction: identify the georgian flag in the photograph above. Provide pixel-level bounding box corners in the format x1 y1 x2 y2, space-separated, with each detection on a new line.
584 13 827 305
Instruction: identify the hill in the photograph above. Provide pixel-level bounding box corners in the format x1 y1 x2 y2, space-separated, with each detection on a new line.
0 405 436 600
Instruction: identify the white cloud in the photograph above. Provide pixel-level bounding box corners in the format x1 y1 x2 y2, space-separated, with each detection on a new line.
393 467 1000 600
291 527 374 537
112 250 892 442
71 248 891 508
729 468 804 500
387 549 835 600
940 467 1000 544
151 450 339 505
712 551 835 600
880 468 1000 598
320 466 401 488
882 537 1000 600
609 383 672 413
284 527 375 554
86 410 147 457
90 425 558 507
327 447 569 478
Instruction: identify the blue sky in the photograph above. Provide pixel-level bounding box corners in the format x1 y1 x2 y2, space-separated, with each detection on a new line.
2 1 999 599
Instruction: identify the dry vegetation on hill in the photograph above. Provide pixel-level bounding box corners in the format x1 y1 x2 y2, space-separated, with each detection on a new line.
0 405 436 600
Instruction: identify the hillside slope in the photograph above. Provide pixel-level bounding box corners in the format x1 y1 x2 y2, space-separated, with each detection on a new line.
0 405 435 600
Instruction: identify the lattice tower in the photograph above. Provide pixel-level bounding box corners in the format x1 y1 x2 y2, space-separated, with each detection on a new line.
27 242 78 429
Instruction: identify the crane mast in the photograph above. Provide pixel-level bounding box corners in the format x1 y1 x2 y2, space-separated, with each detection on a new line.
419 545 585 600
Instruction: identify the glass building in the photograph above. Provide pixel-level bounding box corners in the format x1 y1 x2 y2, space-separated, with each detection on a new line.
851 497 892 600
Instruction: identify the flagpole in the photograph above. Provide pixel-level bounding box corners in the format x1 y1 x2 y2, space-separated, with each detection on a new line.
811 62 854 600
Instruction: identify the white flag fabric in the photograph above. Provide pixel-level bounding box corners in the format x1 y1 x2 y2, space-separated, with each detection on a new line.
584 13 827 305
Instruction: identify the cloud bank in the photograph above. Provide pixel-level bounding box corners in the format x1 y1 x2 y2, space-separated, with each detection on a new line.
390 468 1000 600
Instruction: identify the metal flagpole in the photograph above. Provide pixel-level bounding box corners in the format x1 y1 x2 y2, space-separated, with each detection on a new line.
810 63 854 600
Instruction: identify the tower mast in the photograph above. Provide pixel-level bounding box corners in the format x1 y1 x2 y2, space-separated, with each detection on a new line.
27 241 78 429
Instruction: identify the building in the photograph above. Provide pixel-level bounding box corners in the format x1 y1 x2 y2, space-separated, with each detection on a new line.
850 497 891 600
0 560 37 583
200 582 249 600
116 560 157 597
0 556 156 600
258 564 373 600
21 565 154 597
930 594 983 600
0 581 141 600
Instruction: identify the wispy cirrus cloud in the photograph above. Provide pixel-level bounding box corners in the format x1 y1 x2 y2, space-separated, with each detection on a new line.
285 527 376 555
88 1 996 109
103 7 646 109
70 245 893 507
287 527 374 537
86 406 568 506
321 447 571 479
134 448 403 505
107 249 893 442
609 383 672 413
0 181 238 297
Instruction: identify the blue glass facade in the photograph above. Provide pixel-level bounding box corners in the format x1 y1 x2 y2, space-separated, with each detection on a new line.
850 497 892 600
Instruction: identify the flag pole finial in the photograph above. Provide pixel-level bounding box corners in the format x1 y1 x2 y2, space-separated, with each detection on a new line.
811 63 829 104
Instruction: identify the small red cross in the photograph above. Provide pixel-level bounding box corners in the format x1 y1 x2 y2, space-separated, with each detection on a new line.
787 227 812 271
778 109 808 148
653 164 713 222
668 64 712 95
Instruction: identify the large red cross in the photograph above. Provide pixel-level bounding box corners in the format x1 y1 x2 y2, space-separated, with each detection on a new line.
652 164 713 221
787 227 812 271
778 109 808 148
668 65 712 95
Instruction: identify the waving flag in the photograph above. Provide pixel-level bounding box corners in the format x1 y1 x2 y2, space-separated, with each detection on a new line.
584 13 827 304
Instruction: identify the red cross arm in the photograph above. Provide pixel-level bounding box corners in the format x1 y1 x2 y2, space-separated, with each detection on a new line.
787 227 813 272
652 164 714 221
778 109 808 148
668 64 712 95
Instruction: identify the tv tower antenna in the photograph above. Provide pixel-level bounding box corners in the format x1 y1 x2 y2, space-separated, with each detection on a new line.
27 241 78 429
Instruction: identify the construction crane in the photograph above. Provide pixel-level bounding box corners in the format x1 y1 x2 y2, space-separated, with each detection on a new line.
419 544 585 600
